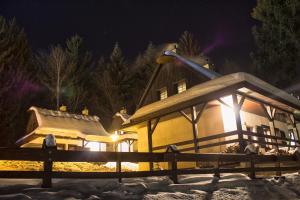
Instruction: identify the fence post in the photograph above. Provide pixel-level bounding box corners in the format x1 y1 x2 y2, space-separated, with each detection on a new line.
276 155 281 177
171 153 178 184
116 153 122 183
214 155 220 178
249 155 255 179
42 149 53 188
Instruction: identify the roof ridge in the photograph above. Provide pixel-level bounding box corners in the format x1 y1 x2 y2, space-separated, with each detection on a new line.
30 106 99 122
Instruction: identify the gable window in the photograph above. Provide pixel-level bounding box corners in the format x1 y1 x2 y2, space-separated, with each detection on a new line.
158 87 168 100
176 80 186 94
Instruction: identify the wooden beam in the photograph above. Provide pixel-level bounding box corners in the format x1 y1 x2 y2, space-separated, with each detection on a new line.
238 95 246 110
232 93 245 152
151 118 160 135
195 103 207 123
260 103 273 121
191 106 199 154
147 120 153 171
218 98 232 108
179 111 192 123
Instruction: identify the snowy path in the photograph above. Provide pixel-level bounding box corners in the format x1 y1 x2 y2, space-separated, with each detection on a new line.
0 173 300 199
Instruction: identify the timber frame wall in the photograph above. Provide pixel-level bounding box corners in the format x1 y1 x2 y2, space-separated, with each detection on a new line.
143 85 300 171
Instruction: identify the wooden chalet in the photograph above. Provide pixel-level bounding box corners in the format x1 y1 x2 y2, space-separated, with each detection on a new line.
122 50 300 171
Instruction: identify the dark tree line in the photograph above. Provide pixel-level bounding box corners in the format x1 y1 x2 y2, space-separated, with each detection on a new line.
0 16 208 146
0 0 299 146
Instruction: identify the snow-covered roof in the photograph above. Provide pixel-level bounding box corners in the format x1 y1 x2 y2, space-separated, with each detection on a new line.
16 106 111 145
124 72 300 126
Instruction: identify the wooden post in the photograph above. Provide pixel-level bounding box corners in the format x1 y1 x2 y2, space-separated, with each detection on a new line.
116 153 122 183
171 153 178 184
232 94 245 152
191 106 199 154
42 149 53 188
249 155 255 179
214 156 220 178
276 156 281 177
147 120 153 171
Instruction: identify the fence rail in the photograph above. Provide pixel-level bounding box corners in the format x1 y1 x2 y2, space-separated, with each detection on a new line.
152 130 300 153
0 148 300 187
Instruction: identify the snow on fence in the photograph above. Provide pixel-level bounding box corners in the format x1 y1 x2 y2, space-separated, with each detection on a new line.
0 148 299 188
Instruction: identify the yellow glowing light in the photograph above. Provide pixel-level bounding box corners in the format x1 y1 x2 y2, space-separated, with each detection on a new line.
110 133 119 142
220 95 237 132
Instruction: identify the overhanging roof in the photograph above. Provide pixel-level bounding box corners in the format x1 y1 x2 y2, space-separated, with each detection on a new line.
16 106 111 146
124 72 300 126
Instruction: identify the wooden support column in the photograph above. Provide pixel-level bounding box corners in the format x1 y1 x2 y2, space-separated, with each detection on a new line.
261 104 278 148
191 106 200 154
232 93 245 152
147 118 160 171
179 103 206 154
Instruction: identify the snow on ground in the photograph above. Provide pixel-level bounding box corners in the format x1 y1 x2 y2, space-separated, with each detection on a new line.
0 173 300 199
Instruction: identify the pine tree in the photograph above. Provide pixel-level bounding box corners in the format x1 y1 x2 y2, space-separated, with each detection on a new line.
177 31 201 57
0 16 32 146
177 31 211 67
64 35 93 112
0 16 31 71
251 0 300 88
95 43 130 122
130 42 158 109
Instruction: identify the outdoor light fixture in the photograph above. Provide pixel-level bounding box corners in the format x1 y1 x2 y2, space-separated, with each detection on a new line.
110 132 119 142
220 95 237 132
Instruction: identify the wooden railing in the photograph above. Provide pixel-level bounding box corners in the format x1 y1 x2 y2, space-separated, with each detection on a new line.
0 148 299 187
152 130 300 152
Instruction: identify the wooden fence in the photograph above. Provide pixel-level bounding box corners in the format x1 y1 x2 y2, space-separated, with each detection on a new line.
152 130 300 153
0 148 300 188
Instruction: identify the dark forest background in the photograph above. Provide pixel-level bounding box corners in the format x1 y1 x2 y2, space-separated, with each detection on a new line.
0 0 299 146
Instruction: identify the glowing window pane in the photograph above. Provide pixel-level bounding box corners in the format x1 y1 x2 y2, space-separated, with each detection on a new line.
159 87 168 100
118 142 131 152
177 80 186 94
86 142 100 151
100 143 107 151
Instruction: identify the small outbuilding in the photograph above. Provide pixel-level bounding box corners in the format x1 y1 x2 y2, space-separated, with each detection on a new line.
16 106 112 151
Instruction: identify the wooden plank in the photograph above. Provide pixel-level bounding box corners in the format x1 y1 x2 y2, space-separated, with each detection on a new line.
0 171 44 178
242 131 300 143
198 131 238 143
152 131 237 151
51 170 171 179
179 110 192 123
198 139 240 150
0 148 46 161
243 139 300 148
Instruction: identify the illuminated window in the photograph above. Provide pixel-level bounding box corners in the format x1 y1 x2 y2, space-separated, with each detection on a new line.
118 141 133 152
159 87 168 100
176 80 186 94
100 143 107 151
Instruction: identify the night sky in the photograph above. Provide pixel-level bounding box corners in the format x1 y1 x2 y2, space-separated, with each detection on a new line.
0 0 257 68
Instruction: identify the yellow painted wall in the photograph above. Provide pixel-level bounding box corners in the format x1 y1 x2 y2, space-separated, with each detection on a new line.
133 105 226 170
